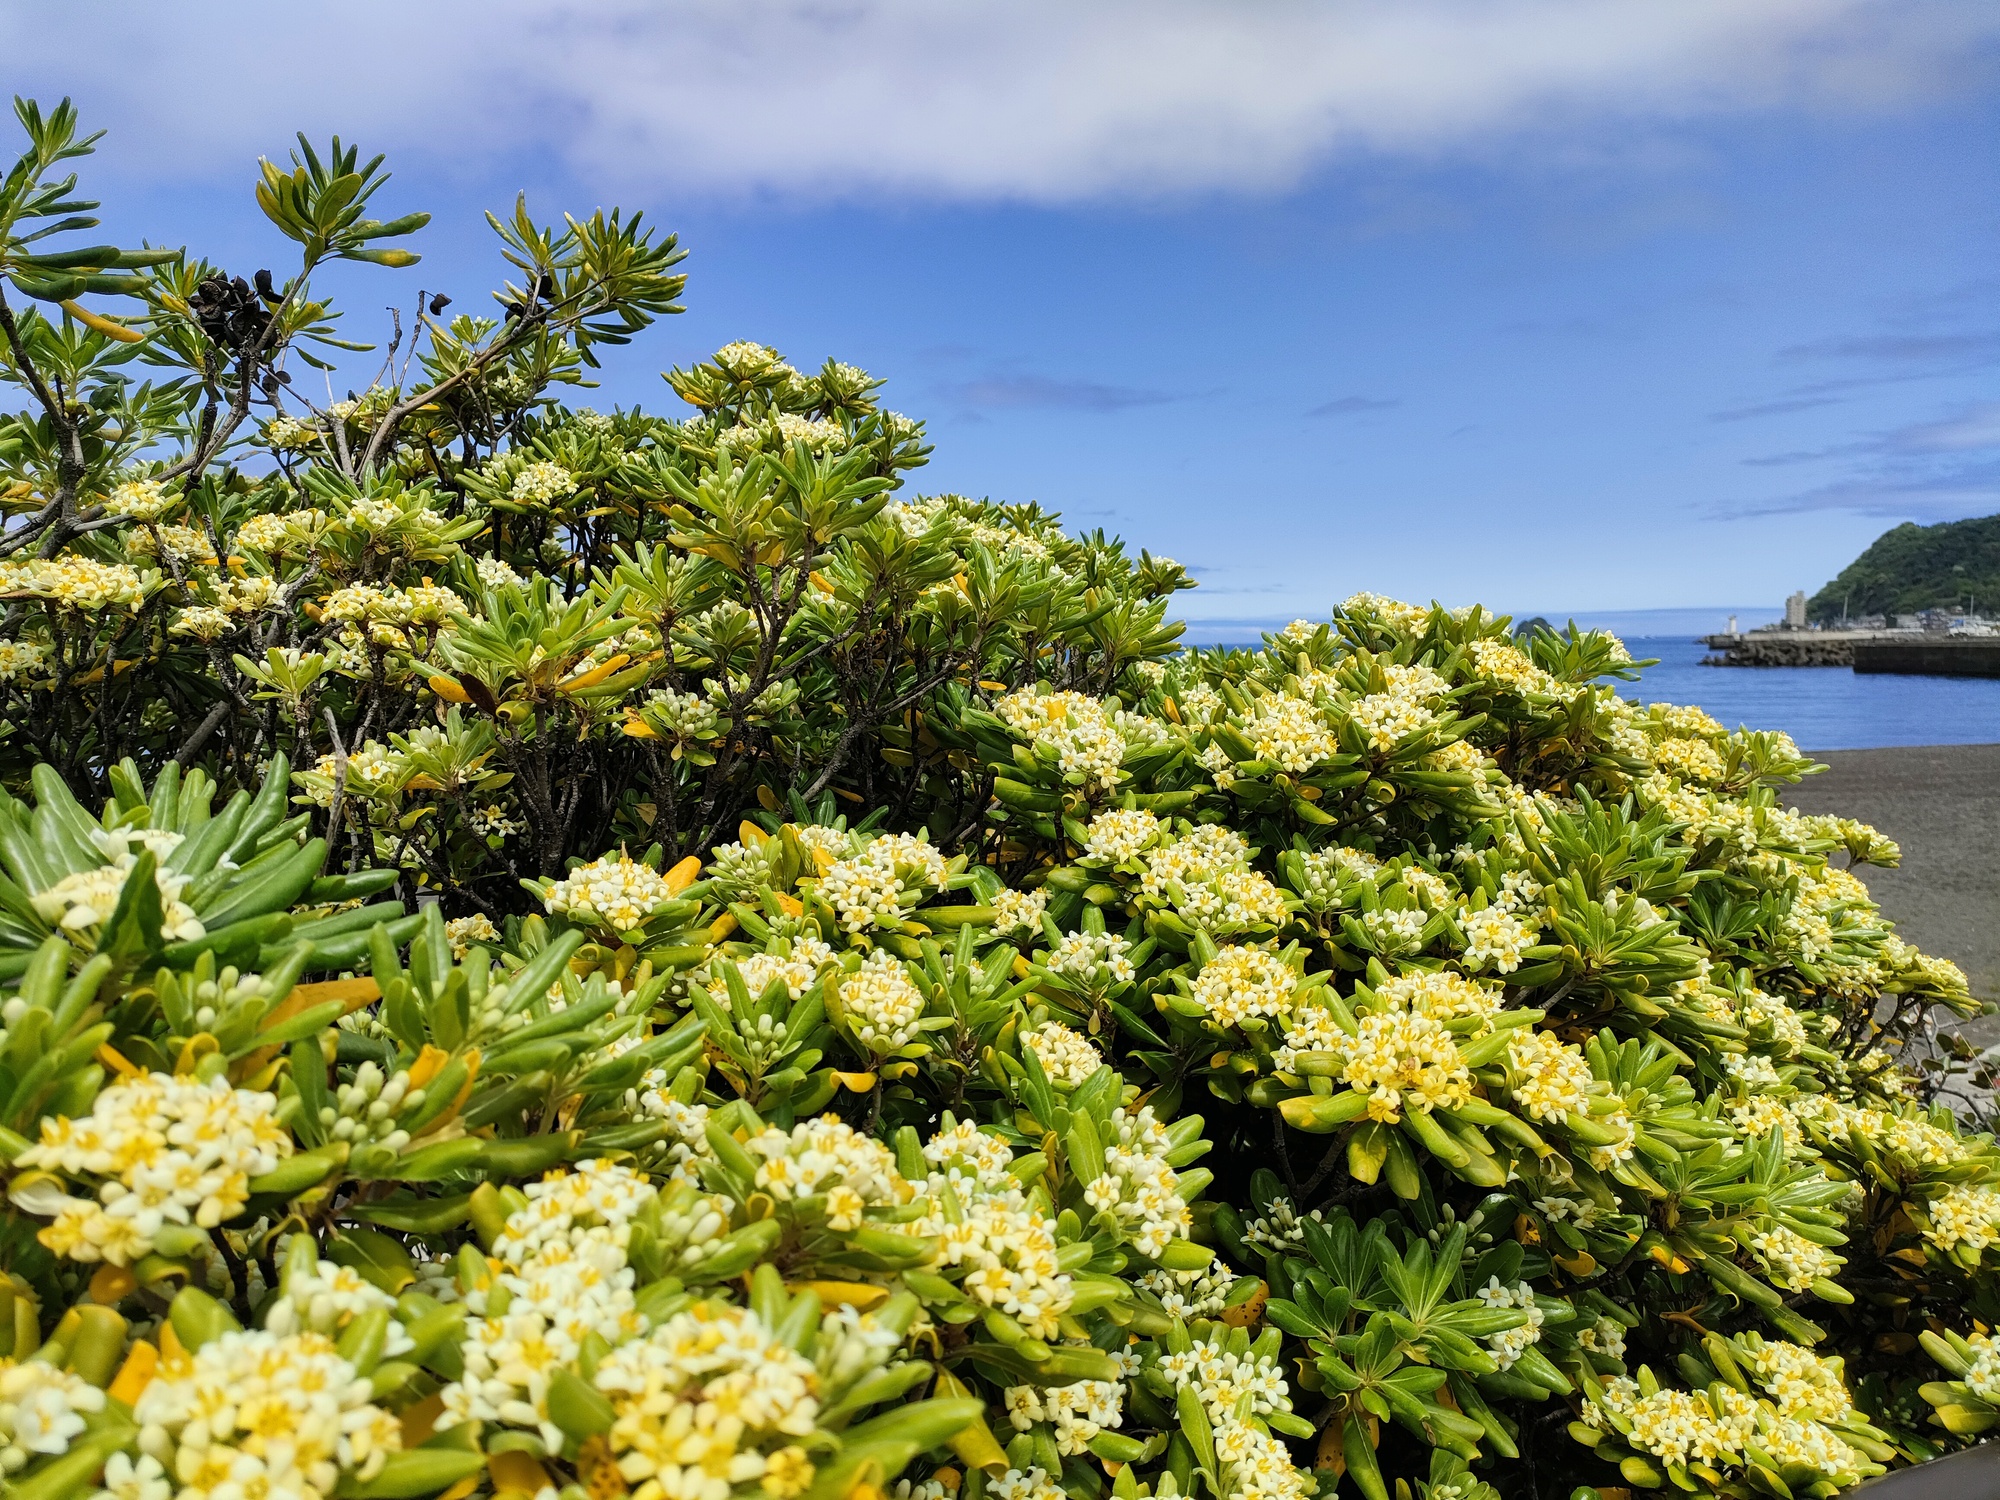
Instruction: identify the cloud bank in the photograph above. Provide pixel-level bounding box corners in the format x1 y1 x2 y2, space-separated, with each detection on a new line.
4 0 1994 203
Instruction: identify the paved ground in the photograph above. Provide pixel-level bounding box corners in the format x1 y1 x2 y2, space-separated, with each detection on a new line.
1786 743 2000 1045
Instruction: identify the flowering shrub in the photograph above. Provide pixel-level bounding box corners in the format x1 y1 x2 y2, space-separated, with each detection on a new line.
0 98 1996 1500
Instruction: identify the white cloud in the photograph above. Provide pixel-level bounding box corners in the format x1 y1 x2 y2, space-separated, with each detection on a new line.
1890 401 2000 453
3 0 1993 202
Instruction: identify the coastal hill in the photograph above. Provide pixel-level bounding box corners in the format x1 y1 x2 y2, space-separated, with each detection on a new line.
1808 513 2000 623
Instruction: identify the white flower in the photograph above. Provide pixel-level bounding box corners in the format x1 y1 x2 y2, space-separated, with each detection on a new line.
507 460 574 505
1083 808 1160 863
133 1328 398 1500
992 886 1049 938
1022 1021 1103 1089
1189 944 1296 1028
838 950 926 1053
543 852 678 933
0 1360 103 1463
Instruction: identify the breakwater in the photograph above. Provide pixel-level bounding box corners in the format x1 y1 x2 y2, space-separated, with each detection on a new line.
1700 631 1876 667
1854 640 2000 677
1701 631 2000 677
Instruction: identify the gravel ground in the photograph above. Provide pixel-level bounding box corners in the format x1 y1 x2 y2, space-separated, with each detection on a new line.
1785 743 2000 1046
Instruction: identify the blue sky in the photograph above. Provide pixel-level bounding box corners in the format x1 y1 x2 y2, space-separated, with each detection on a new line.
5 1 1997 630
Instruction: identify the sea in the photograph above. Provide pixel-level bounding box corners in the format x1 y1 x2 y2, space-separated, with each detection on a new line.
1178 606 2000 753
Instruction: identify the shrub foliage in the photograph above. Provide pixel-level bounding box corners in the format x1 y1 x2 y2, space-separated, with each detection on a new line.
0 98 1993 1500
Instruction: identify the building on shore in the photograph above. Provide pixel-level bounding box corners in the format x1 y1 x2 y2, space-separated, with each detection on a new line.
1700 597 2000 673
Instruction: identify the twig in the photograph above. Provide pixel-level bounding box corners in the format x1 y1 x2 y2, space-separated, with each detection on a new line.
173 700 232 765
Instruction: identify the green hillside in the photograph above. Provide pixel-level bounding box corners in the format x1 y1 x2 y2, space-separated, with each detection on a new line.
1807 513 2000 622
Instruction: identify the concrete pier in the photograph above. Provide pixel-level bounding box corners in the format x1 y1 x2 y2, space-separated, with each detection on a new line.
1853 640 2000 677
1700 631 2000 677
1700 631 1882 667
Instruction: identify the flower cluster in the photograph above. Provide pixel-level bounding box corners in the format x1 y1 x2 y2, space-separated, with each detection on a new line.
1474 1277 1545 1369
1081 1105 1193 1258
541 851 680 933
133 1330 401 1500
837 949 926 1053
991 885 1049 937
0 1360 103 1469
444 1164 657 1439
0 555 152 608
995 688 1164 795
746 1116 913 1229
1044 929 1135 987
592 1303 822 1499
1005 1379 1125 1455
918 1132 1076 1337
19 1071 291 1265
30 851 206 945
1924 1183 2000 1255
1189 943 1297 1028
1334 1007 1473 1123
817 832 947 933
1155 1331 1291 1424
1022 1019 1103 1089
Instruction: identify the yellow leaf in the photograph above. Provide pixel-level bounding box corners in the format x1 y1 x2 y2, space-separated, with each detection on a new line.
792 1279 892 1312
106 1339 157 1404
833 1071 877 1093
708 913 739 943
1316 1422 1346 1474
95 1043 141 1078
774 892 803 918
408 1043 451 1089
299 976 385 1009
738 820 769 847
429 674 470 703
1647 1243 1691 1275
558 653 630 692
663 855 703 895
933 1369 1009 1472
489 1451 553 1495
756 784 781 810
1220 1280 1269 1328
90 1264 138 1305
400 1392 446 1449
61 299 144 342
621 715 660 739
810 570 835 594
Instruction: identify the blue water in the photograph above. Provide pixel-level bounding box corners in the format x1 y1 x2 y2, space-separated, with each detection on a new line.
1621 636 2000 752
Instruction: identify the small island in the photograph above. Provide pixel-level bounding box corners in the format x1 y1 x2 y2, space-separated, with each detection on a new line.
1703 514 2000 674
